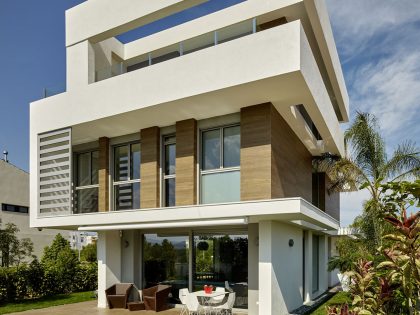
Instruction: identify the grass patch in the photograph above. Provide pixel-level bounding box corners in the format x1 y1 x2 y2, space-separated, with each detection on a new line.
309 291 352 315
0 291 95 314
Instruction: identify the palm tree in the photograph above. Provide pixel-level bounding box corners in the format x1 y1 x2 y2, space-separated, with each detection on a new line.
314 112 420 250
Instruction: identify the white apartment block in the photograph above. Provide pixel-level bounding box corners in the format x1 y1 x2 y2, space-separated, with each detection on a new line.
29 0 349 314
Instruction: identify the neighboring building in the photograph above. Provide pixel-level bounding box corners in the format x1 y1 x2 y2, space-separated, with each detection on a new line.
69 231 97 251
0 158 67 260
29 0 349 314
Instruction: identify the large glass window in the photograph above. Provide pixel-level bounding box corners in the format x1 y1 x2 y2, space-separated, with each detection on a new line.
113 143 141 210
201 125 240 204
163 136 176 207
74 151 99 213
143 233 189 303
193 232 248 308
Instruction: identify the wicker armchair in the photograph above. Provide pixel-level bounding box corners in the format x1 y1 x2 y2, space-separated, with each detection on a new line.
105 283 133 309
143 284 172 312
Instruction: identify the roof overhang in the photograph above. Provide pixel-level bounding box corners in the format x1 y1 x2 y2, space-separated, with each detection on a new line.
31 197 339 232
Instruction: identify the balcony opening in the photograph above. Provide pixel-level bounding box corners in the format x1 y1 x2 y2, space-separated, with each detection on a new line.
296 105 322 141
116 0 246 44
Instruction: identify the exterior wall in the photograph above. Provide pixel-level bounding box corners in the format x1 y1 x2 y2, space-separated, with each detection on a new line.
140 127 160 208
121 230 140 287
241 103 312 201
97 230 122 308
66 40 95 91
175 119 197 206
271 104 312 201
248 223 259 315
328 236 340 287
312 172 340 221
0 160 66 260
325 174 340 221
241 103 272 200
259 221 303 315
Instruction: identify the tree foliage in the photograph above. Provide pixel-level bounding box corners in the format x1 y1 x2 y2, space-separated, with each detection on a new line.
0 223 34 267
315 112 420 250
80 243 97 263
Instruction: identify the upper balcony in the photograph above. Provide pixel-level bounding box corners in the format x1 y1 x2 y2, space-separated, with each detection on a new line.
31 19 343 157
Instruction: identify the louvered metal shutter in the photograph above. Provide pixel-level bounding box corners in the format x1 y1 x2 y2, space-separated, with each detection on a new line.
38 128 72 216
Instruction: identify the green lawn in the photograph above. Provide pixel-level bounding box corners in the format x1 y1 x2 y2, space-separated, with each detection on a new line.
0 291 95 314
309 291 352 315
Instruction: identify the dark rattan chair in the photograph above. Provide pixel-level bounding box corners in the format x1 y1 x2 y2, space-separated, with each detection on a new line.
105 283 133 309
143 284 172 312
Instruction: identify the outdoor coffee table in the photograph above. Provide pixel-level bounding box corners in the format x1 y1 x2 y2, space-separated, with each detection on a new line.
193 290 227 314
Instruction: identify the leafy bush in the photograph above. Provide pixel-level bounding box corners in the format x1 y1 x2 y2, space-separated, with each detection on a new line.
73 262 97 292
0 234 98 304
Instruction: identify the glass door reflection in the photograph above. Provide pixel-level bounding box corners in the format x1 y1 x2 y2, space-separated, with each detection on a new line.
143 233 189 303
193 231 248 308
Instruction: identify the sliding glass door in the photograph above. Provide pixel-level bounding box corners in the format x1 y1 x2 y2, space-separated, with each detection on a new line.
193 231 248 308
143 234 189 303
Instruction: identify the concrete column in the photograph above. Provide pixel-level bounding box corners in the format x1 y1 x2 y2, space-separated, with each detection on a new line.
66 40 95 91
140 127 160 208
304 231 313 303
98 137 109 212
258 221 303 315
97 230 122 308
248 223 259 315
319 235 328 293
175 119 197 206
121 230 140 287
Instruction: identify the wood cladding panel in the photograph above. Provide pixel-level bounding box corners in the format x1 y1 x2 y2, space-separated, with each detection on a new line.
140 126 160 208
240 103 312 201
98 137 109 212
176 119 197 206
271 106 312 201
240 103 272 201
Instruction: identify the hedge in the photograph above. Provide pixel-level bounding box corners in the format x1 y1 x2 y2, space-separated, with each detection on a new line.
0 260 97 304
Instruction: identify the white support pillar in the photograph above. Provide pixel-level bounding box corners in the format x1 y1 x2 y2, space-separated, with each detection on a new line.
66 40 95 91
304 231 313 303
248 223 259 315
97 230 122 308
121 230 140 287
319 235 328 293
258 221 303 315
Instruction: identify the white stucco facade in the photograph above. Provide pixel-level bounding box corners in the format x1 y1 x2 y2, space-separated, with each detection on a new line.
29 0 348 314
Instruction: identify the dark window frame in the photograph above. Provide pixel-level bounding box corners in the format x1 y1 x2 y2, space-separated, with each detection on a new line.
1 203 29 214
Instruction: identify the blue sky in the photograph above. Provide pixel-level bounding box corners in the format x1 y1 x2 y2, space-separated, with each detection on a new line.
0 0 418 225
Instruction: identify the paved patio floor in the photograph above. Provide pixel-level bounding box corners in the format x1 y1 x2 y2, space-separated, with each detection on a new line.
8 301 247 315
7 301 181 315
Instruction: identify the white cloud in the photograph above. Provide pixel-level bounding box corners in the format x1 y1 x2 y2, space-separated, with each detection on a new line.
351 50 420 145
326 0 420 60
326 0 420 224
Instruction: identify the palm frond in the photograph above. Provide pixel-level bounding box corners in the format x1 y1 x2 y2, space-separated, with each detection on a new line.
326 157 369 193
383 141 420 181
344 112 387 181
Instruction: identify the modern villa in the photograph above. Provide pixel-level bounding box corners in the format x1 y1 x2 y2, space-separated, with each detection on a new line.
29 0 349 314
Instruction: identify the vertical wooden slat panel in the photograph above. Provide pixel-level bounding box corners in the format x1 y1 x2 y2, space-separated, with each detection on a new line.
176 119 197 206
240 103 272 201
98 137 109 212
140 126 160 208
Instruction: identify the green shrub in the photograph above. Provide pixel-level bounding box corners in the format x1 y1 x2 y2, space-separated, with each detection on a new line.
0 234 98 304
73 262 97 292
